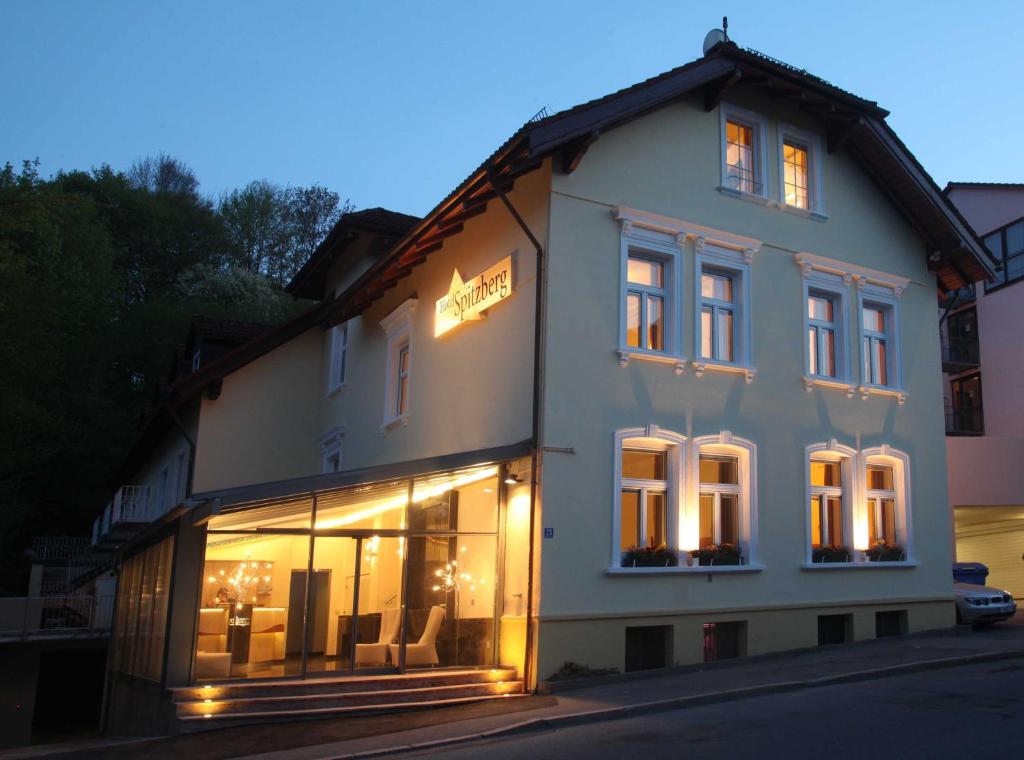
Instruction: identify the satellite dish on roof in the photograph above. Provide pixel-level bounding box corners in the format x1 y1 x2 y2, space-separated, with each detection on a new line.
703 28 726 55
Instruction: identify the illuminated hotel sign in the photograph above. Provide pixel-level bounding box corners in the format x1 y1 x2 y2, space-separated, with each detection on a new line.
434 255 513 337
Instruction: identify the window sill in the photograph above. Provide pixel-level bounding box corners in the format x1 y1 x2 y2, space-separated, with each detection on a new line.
693 360 756 383
858 384 908 405
802 376 856 397
780 203 829 222
717 185 771 207
606 564 765 575
801 560 918 570
381 414 409 432
617 349 687 374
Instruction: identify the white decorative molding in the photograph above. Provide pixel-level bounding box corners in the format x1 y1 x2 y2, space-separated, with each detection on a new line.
613 206 763 257
617 349 686 375
857 385 907 405
794 252 910 294
802 376 857 398
693 361 756 383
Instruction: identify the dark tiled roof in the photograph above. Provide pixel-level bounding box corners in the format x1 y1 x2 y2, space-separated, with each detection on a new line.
945 182 1024 192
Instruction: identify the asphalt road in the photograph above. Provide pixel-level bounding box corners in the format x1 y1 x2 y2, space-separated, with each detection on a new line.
407 659 1024 759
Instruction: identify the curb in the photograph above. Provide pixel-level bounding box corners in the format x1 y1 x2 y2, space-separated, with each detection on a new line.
332 649 1024 758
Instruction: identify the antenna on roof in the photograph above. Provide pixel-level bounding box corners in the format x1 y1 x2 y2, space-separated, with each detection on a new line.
702 23 727 55
723 16 729 41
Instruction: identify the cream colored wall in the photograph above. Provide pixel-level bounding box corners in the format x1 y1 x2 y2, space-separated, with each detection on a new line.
317 164 550 471
538 89 953 621
130 402 199 519
192 329 323 492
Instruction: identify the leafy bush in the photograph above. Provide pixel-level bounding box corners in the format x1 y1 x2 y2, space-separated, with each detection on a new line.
547 661 619 682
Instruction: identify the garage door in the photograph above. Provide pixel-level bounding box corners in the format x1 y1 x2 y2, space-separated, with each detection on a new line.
956 528 1024 598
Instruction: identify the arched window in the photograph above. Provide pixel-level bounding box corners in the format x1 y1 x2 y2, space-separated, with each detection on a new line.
860 446 912 561
805 442 857 563
612 426 685 568
686 433 758 564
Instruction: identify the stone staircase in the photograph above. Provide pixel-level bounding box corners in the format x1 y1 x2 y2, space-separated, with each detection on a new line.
171 667 523 731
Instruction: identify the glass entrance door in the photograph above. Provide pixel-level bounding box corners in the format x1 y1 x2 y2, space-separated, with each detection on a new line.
305 534 405 676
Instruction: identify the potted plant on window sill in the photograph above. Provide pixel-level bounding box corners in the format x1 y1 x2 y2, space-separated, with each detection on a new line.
812 545 852 563
622 545 679 568
691 543 743 566
865 541 905 562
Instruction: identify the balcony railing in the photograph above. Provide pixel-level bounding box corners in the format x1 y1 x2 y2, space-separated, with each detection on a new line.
0 595 114 641
92 485 152 545
941 335 980 370
945 401 984 435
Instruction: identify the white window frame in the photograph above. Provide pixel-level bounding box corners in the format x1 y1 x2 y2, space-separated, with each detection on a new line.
685 433 758 565
320 427 344 473
380 298 417 429
795 253 909 402
327 321 349 395
191 350 201 372
803 441 857 564
800 270 850 389
858 446 913 561
719 104 769 199
694 241 755 380
159 467 169 511
616 221 685 369
777 123 825 216
175 448 188 503
698 456 741 546
611 426 686 569
856 285 903 392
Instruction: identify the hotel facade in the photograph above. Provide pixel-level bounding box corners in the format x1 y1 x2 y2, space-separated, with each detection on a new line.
97 40 994 733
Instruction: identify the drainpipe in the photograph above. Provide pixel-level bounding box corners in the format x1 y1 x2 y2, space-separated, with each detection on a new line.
486 163 545 692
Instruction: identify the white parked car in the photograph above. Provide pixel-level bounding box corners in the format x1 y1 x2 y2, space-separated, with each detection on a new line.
954 582 1017 625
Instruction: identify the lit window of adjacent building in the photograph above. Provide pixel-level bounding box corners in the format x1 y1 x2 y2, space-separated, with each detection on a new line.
866 463 897 546
983 217 1024 291
807 293 837 378
699 270 736 363
809 459 843 548
620 449 668 553
625 256 666 352
698 454 740 549
861 304 890 386
396 343 410 417
783 141 809 209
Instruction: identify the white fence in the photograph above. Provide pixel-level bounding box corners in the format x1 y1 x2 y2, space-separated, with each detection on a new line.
92 485 153 545
0 595 114 640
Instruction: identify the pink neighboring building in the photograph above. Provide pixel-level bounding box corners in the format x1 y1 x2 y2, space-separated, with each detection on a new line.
943 183 1024 597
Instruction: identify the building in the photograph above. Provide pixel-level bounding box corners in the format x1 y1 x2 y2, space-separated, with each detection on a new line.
94 35 993 735
943 182 1024 597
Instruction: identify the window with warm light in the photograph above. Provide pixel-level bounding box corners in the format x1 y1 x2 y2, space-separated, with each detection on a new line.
809 459 843 548
862 304 890 386
625 256 666 352
698 454 740 548
620 449 668 554
808 293 837 378
396 343 410 417
866 463 897 545
725 120 758 194
783 140 809 209
699 269 736 362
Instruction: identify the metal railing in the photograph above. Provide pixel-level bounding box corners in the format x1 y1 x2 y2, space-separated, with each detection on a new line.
0 595 114 641
92 485 152 545
32 536 93 562
945 401 984 435
941 335 980 368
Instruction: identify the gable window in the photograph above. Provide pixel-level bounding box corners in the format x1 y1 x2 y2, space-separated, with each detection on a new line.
380 299 417 428
861 304 890 386
612 427 684 569
327 322 349 394
698 454 740 548
809 459 843 548
807 293 837 377
778 126 824 214
720 106 767 198
626 256 666 351
783 141 809 209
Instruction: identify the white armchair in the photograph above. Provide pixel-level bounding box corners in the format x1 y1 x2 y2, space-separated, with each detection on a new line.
355 607 401 666
390 605 444 667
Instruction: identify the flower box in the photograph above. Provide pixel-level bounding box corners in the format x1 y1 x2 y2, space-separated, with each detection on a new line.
690 544 743 567
622 545 679 568
866 543 905 562
812 545 852 563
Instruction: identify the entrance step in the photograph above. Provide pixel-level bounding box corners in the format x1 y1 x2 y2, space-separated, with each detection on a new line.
172 667 523 731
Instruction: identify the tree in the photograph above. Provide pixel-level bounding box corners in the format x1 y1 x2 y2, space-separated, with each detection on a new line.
127 153 199 195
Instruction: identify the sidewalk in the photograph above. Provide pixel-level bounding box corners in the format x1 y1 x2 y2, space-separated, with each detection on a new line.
7 619 1023 760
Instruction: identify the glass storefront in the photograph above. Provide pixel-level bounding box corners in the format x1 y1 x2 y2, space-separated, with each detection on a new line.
192 464 506 682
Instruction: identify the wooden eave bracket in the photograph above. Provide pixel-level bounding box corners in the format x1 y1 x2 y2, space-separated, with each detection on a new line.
827 116 865 154
561 130 599 174
703 70 743 112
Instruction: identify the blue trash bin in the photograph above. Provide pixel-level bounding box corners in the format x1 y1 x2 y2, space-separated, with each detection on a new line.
952 562 989 586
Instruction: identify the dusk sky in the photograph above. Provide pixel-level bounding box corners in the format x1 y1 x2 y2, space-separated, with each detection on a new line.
2 1 1021 216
